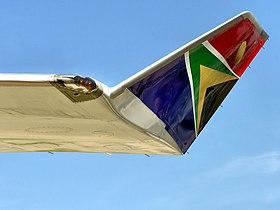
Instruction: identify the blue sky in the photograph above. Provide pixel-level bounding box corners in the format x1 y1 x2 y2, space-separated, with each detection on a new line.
0 1 279 210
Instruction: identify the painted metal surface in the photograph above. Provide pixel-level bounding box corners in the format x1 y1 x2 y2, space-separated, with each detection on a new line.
109 88 181 152
208 18 266 77
128 16 267 153
129 56 196 153
186 42 239 134
0 79 180 154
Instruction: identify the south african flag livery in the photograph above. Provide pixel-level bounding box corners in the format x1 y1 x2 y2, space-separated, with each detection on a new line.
129 17 267 153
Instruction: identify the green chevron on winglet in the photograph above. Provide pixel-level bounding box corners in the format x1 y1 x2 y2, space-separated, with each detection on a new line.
187 42 239 134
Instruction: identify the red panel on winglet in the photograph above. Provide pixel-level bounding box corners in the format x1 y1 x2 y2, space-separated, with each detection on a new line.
209 18 266 77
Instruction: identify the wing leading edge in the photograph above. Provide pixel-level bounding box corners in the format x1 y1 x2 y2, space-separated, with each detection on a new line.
0 12 268 154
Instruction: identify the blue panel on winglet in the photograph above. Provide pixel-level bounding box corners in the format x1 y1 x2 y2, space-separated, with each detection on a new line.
129 56 196 153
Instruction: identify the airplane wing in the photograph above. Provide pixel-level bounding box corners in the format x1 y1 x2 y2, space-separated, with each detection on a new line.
0 11 268 155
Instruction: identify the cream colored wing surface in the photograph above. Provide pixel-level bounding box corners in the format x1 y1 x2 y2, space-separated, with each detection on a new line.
0 74 180 155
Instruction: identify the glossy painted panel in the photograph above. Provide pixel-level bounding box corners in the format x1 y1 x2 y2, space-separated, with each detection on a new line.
128 17 267 154
199 80 237 133
187 44 238 133
209 18 266 76
129 56 196 153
